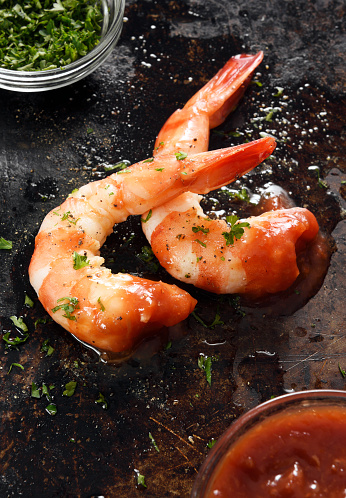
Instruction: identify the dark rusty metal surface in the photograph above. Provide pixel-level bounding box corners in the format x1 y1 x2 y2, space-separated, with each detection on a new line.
0 0 345 496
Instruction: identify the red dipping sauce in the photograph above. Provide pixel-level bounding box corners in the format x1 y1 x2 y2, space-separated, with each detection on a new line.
192 391 346 498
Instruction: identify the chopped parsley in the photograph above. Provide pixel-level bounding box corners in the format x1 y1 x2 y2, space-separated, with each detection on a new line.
8 362 24 374
207 438 216 449
192 226 209 234
136 472 147 488
0 0 103 71
155 167 164 172
273 87 284 97
45 403 57 416
95 391 108 409
31 382 41 398
222 215 250 246
192 309 224 329
3 331 29 349
52 296 80 321
339 363 346 378
10 315 28 332
24 294 34 308
141 209 152 223
198 354 217 386
97 297 105 311
175 151 188 160
0 237 12 250
149 432 160 452
72 251 90 270
61 211 79 225
63 381 77 397
143 157 154 163
41 338 55 356
104 161 130 172
227 187 251 203
194 239 206 248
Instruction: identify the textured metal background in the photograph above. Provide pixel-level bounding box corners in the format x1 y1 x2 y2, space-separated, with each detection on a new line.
0 0 345 496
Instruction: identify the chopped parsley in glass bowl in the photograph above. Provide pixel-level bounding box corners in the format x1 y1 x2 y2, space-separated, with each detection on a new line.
0 0 125 91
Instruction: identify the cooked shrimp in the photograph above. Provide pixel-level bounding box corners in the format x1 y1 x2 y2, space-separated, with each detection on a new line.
154 52 263 157
142 52 320 297
142 193 320 296
29 136 275 353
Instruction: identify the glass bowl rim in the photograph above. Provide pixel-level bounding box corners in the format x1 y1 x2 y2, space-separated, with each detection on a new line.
191 389 346 497
0 0 125 89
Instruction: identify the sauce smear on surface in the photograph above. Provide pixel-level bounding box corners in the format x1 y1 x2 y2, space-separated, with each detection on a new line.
207 405 346 497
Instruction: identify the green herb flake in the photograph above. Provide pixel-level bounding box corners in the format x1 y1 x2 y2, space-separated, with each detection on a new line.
136 472 147 488
41 339 54 357
222 215 250 246
0 0 103 72
339 364 346 378
86 128 94 134
104 161 130 172
63 381 77 397
149 432 160 452
52 296 80 321
198 354 217 386
24 294 34 308
192 309 223 329
175 151 188 160
95 392 108 410
207 438 216 449
97 297 105 312
273 87 284 97
155 167 164 172
141 209 152 223
251 80 262 87
192 226 209 234
143 157 154 163
0 237 12 250
10 316 28 332
194 239 206 248
3 331 29 349
45 403 57 416
73 251 90 270
31 382 41 399
8 362 24 374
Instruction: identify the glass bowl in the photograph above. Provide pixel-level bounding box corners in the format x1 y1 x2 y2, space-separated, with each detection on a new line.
0 0 125 92
191 389 346 497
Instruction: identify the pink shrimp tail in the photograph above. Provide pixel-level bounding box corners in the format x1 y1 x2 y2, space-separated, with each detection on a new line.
185 51 264 128
182 136 276 194
154 52 264 154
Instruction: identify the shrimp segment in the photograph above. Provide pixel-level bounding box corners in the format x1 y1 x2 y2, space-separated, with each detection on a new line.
154 52 263 156
142 52 320 298
29 135 274 353
142 193 320 296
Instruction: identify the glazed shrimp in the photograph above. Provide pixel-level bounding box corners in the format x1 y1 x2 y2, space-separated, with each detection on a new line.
154 51 264 157
142 193 319 296
142 53 320 297
29 137 275 353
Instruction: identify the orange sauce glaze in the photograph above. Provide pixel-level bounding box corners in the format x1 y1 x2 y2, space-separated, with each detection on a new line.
206 405 346 497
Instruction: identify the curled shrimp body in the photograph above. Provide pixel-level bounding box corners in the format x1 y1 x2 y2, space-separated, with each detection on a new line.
29 134 274 353
142 192 319 296
142 52 320 297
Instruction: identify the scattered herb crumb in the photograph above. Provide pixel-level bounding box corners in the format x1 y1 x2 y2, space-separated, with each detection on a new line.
339 363 346 378
10 316 28 332
0 237 12 250
149 432 160 452
8 362 24 374
95 392 108 409
63 381 77 397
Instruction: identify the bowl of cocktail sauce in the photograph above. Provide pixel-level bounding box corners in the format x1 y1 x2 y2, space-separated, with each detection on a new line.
191 390 346 497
